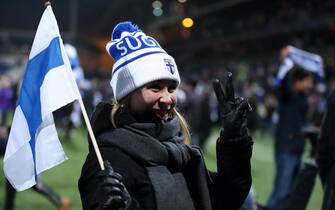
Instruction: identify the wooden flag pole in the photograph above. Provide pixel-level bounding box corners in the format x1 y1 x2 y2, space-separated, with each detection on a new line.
77 97 105 170
43 0 105 171
44 0 51 7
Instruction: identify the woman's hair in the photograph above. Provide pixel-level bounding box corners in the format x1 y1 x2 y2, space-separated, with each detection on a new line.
111 101 191 144
172 108 191 144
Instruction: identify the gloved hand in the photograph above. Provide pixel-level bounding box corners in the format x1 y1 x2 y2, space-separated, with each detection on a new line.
212 72 252 141
96 161 131 210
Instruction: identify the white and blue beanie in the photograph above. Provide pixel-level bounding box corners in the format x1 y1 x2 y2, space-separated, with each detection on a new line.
106 21 180 101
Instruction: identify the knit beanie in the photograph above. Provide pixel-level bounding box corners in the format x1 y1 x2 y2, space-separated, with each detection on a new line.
106 21 180 101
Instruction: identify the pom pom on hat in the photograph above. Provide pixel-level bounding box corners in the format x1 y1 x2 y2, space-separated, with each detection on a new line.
111 21 141 40
106 21 180 101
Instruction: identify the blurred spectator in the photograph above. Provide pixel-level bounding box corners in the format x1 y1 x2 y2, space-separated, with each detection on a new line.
178 77 212 148
317 89 335 210
267 67 314 210
0 75 15 126
0 126 71 210
54 43 92 138
241 187 257 210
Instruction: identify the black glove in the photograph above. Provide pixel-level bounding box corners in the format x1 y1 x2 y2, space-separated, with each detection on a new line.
96 161 131 210
212 72 252 141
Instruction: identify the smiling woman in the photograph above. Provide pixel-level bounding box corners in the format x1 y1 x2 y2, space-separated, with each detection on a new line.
78 21 253 210
129 80 177 120
110 78 191 145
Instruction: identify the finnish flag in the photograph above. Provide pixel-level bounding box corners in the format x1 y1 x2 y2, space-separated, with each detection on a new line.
3 5 80 191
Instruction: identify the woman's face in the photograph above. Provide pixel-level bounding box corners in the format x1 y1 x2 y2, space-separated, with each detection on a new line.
129 80 177 121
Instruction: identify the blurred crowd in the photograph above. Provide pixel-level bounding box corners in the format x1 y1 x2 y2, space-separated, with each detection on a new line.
1 0 335 209
1 40 334 210
1 44 334 141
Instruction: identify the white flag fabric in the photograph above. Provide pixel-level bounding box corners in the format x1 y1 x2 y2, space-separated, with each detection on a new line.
3 5 80 191
275 45 324 87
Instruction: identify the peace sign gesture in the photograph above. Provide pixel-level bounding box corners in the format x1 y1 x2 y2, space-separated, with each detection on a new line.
212 72 252 140
213 72 236 115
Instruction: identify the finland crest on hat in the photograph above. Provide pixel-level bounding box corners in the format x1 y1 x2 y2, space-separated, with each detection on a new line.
106 21 180 101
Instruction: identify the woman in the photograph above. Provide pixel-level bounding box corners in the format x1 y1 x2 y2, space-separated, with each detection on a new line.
78 21 253 210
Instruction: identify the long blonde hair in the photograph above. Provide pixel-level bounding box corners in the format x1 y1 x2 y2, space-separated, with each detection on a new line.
111 102 191 144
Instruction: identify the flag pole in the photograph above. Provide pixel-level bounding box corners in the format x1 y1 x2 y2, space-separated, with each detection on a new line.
43 0 105 171
44 0 51 7
77 97 105 170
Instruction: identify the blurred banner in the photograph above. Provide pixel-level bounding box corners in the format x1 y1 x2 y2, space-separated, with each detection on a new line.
276 45 324 86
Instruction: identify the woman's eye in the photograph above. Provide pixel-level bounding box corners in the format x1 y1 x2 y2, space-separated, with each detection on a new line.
151 88 160 92
147 85 160 92
168 87 176 93
168 85 177 93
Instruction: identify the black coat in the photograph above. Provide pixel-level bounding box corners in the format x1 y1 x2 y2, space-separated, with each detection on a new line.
78 102 252 210
275 75 308 155
317 89 335 210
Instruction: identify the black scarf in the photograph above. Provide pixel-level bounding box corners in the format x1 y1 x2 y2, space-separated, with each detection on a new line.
90 102 213 210
98 111 190 169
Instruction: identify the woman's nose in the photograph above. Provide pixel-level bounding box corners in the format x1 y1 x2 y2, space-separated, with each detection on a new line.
159 90 173 105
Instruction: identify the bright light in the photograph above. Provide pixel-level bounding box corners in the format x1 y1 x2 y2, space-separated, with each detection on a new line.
152 0 162 8
153 8 163 16
178 0 187 3
182 18 194 28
